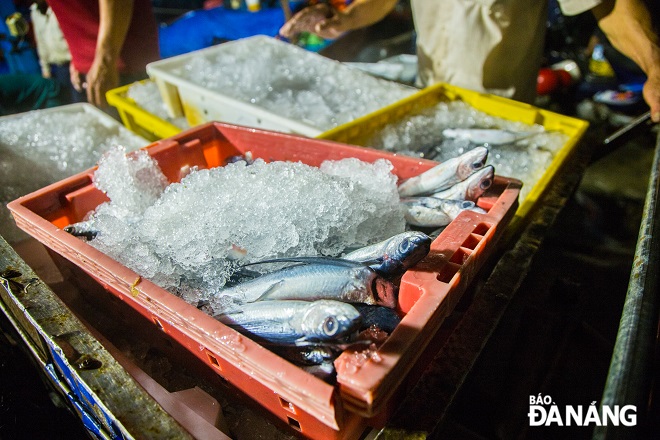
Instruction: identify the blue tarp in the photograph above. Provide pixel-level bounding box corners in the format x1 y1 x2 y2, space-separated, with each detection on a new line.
158 7 286 59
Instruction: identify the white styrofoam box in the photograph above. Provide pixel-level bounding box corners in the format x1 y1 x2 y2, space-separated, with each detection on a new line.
146 36 416 137
0 103 149 243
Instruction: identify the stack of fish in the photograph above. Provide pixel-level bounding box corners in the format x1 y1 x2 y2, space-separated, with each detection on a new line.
398 146 492 231
208 231 432 381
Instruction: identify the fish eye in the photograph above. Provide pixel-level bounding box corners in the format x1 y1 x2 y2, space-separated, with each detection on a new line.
480 178 492 190
399 237 411 252
471 160 485 169
461 201 474 209
323 317 338 336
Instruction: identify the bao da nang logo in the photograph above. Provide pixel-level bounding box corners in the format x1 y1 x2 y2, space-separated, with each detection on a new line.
528 395 637 427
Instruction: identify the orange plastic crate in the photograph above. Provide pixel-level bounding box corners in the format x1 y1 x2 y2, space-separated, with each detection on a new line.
8 122 520 439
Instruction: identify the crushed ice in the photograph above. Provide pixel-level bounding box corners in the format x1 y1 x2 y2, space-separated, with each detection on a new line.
85 147 405 306
0 108 146 242
174 36 415 131
366 100 570 203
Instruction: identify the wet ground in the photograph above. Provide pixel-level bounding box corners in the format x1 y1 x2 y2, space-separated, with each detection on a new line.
0 313 90 439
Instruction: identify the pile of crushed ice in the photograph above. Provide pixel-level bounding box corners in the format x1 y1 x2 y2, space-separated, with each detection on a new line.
175 36 416 131
367 100 570 202
0 108 146 242
86 146 405 305
126 81 189 129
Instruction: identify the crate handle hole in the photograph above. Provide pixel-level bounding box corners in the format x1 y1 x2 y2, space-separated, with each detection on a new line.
473 222 491 237
436 262 460 283
278 396 295 413
449 248 472 265
287 416 302 431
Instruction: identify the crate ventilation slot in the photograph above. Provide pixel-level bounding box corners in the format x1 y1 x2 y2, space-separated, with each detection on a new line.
287 416 302 431
206 351 222 371
278 396 296 413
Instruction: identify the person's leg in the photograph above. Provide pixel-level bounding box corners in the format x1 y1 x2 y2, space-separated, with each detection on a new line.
50 62 78 105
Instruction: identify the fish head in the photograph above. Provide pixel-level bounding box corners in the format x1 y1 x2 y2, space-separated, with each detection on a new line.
373 278 399 309
455 146 489 180
302 300 362 341
383 231 432 272
465 165 494 201
439 199 477 219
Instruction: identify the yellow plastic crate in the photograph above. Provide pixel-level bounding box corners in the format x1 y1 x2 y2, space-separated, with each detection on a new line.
318 82 589 237
106 81 183 142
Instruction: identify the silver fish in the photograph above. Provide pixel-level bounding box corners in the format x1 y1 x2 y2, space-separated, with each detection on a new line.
214 259 398 308
343 231 432 276
431 165 494 201
401 197 487 227
215 299 362 344
442 128 537 145
397 146 488 197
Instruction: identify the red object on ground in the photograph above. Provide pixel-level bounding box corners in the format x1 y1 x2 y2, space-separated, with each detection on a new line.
537 68 560 95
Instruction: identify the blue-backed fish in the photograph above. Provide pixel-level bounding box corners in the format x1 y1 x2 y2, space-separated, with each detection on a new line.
343 231 432 277
213 258 398 308
215 299 362 344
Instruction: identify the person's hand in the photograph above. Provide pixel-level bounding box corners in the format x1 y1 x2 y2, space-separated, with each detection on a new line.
70 62 83 92
643 66 660 122
280 0 397 41
279 4 340 40
85 54 119 108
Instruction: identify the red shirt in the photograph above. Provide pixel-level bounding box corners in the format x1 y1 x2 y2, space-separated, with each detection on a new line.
47 0 160 74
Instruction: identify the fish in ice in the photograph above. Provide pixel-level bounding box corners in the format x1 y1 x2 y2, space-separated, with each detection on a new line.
225 151 254 166
431 165 494 201
442 128 538 145
401 197 487 228
64 219 99 240
397 146 489 197
215 299 362 344
343 231 432 277
213 258 398 308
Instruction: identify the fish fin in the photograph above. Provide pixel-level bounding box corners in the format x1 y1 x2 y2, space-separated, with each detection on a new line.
247 279 287 302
